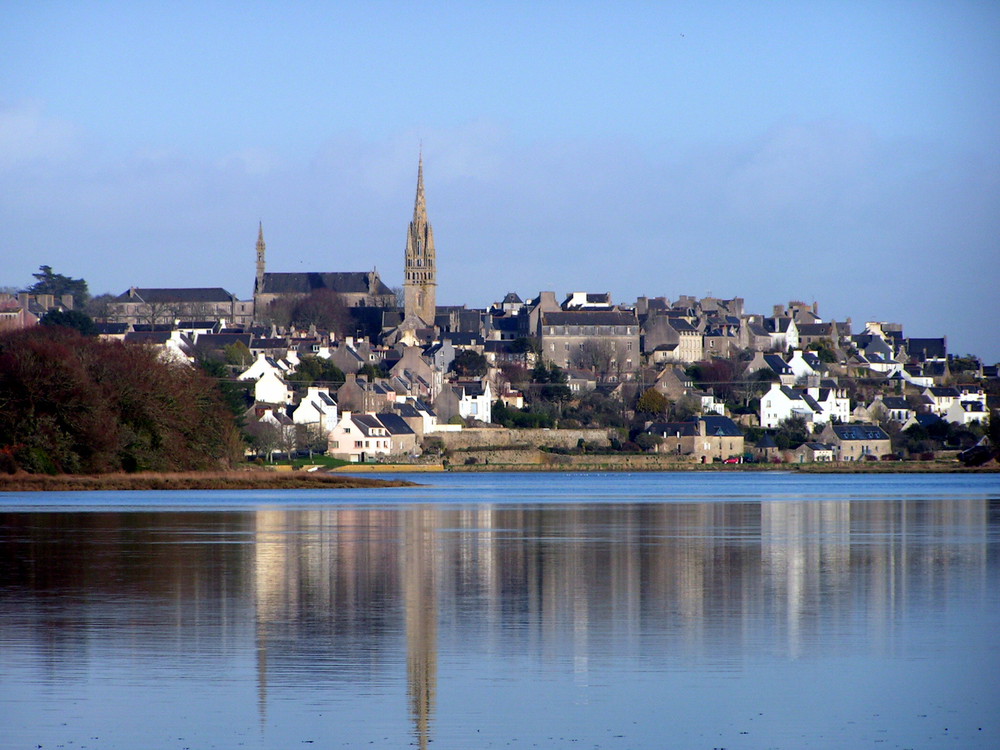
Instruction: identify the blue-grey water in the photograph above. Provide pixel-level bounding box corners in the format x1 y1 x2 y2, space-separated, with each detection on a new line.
2 472 999 749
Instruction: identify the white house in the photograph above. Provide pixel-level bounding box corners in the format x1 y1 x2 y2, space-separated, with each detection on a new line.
327 412 394 462
455 380 493 423
786 349 821 382
760 383 823 429
253 369 294 405
923 387 962 417
291 386 338 431
759 381 847 430
946 400 989 426
238 352 291 382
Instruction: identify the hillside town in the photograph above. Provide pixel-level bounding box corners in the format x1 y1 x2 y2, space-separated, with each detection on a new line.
2 158 997 469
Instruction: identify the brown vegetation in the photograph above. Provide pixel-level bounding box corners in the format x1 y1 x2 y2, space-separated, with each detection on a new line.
0 326 243 474
0 470 419 492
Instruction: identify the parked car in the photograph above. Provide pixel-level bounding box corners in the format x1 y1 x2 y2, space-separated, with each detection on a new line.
723 457 741 464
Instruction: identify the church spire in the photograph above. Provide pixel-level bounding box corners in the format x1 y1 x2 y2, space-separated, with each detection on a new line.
413 150 426 221
255 222 266 295
403 153 436 325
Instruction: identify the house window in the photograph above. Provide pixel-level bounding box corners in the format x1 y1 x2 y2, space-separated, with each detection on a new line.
354 441 362 448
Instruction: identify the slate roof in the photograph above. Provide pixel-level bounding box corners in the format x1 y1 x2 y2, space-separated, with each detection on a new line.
929 387 960 397
444 332 484 346
501 292 523 304
701 415 744 436
797 323 835 337
880 397 910 410
195 333 253 348
124 331 172 344
648 416 743 438
829 424 890 441
755 434 778 449
905 337 947 360
542 311 637 327
667 318 698 333
260 272 393 296
763 354 792 374
117 287 238 303
375 413 415 435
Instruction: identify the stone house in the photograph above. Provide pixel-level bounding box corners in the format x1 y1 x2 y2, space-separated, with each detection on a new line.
107 287 253 327
646 416 745 463
817 423 892 461
642 315 703 364
793 442 835 462
538 310 640 375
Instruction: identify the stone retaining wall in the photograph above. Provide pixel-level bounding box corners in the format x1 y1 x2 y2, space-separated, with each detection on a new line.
429 427 610 451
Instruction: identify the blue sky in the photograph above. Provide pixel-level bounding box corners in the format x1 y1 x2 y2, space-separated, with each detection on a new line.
2 1 998 359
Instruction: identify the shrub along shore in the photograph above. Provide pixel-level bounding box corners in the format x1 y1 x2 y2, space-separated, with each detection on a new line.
0 470 419 492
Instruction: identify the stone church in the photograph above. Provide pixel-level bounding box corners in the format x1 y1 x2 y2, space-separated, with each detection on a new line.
252 156 437 330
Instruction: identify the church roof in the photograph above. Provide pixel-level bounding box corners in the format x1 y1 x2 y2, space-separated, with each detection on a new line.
260 272 392 296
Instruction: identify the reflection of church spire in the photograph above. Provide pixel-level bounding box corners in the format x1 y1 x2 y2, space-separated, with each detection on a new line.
404 507 438 750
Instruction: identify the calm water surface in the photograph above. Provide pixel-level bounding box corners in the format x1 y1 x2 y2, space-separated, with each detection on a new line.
2 472 999 749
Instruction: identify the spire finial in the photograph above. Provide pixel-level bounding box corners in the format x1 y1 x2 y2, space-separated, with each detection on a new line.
414 150 426 220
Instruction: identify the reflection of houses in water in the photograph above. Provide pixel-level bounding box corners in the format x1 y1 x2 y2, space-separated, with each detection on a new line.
246 498 991 730
761 501 851 658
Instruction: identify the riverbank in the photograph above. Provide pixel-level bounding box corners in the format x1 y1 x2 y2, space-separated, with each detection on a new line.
445 458 998 473
0 470 420 492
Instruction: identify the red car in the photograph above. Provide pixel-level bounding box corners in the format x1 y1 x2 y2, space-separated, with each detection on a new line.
723 457 741 464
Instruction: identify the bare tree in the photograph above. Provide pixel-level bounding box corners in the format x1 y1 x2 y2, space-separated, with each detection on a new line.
571 338 615 376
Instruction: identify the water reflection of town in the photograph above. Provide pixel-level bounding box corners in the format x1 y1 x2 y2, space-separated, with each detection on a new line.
1 499 993 748
250 499 992 747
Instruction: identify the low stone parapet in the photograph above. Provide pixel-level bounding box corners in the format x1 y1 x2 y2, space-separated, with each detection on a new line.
429 427 610 451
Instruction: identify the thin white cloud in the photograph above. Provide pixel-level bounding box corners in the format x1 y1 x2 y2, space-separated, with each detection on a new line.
0 102 79 167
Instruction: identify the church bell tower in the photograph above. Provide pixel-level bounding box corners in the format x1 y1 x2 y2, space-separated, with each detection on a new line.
403 155 437 324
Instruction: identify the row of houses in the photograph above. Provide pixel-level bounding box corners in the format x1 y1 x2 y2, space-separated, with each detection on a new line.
639 415 894 464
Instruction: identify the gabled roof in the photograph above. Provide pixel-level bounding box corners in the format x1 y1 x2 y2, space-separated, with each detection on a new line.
667 318 698 333
829 424 890 441
260 272 392 296
351 414 386 435
928 386 960 397
375 413 415 435
755 433 778 449
905 337 947 360
701 415 744 436
117 287 237 303
542 311 637 327
648 416 743 438
124 331 172 344
880 397 910 410
763 354 792 374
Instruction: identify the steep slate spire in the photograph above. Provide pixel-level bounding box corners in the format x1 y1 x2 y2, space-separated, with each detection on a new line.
255 222 266 294
403 153 436 324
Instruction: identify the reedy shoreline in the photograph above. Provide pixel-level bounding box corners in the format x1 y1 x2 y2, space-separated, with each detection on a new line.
0 470 419 492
